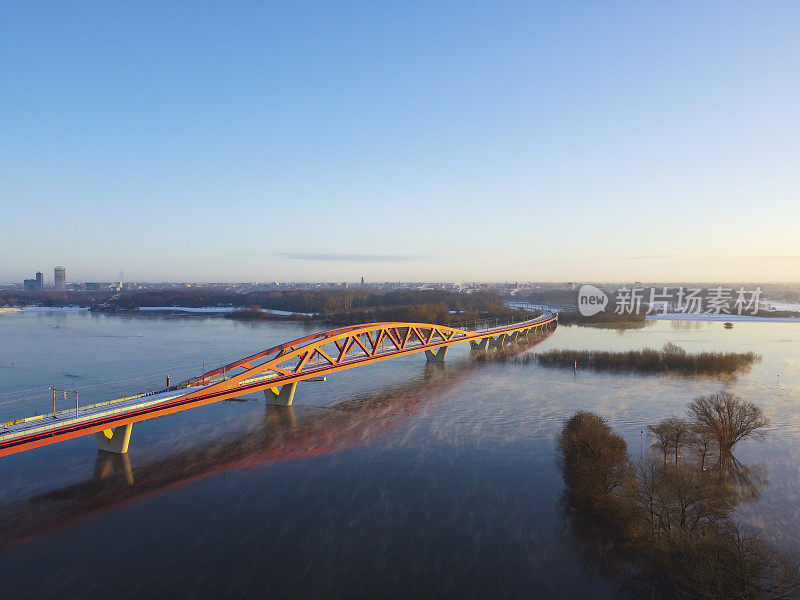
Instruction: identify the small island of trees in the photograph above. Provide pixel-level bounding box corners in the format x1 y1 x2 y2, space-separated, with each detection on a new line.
557 393 799 599
517 343 760 375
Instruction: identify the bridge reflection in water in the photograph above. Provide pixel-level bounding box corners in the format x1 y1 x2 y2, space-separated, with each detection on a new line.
0 328 554 551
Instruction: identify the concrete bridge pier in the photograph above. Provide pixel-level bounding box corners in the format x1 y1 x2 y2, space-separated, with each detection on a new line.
425 346 448 363
488 334 507 351
469 338 489 351
95 423 133 454
264 382 298 406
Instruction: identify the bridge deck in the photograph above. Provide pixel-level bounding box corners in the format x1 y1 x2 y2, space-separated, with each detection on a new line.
0 388 192 444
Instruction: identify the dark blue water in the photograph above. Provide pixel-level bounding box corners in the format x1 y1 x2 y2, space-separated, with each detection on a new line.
0 310 798 598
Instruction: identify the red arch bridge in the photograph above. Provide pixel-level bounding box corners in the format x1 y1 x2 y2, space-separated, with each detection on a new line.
0 313 557 458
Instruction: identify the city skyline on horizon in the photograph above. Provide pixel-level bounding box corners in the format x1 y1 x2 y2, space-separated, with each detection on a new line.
6 263 799 288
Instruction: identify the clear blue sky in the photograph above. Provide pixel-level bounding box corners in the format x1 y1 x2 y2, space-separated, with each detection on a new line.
2 2 799 283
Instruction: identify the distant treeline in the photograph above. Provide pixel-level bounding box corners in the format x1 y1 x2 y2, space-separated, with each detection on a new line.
516 343 760 374
318 303 454 325
0 287 526 326
165 289 525 325
102 289 509 313
227 302 459 325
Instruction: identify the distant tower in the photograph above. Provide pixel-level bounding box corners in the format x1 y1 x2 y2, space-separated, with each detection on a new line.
361 276 365 287
35 272 43 291
54 266 66 291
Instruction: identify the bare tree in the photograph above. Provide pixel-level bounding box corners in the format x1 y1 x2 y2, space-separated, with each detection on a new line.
648 421 671 463
657 463 728 533
630 458 667 534
666 417 693 465
689 392 769 456
689 422 714 471
649 417 693 465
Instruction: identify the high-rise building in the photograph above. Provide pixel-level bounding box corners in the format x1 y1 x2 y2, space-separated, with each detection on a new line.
54 266 66 291
23 272 44 291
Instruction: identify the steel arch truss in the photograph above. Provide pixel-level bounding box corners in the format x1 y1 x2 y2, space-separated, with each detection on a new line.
183 316 554 402
186 323 467 397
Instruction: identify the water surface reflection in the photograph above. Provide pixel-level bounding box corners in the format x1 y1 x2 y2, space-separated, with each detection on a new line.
0 362 470 551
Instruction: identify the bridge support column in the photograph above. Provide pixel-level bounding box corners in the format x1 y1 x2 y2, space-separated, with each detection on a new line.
264 382 297 406
425 347 448 363
488 334 507 350
469 338 489 351
95 423 133 454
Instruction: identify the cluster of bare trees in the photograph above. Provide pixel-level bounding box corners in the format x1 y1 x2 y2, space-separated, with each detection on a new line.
556 394 799 599
648 392 769 469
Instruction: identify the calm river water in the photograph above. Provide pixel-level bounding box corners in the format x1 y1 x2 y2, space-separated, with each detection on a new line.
0 310 798 599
